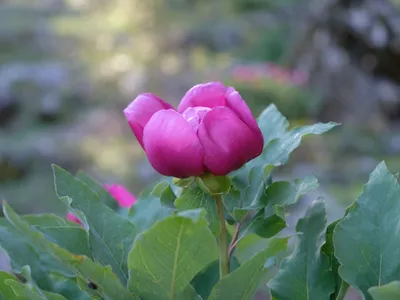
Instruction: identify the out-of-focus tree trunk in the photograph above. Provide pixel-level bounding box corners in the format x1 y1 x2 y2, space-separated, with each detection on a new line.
288 0 400 129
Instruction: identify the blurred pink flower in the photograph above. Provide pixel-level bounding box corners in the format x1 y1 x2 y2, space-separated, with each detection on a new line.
66 212 82 226
231 63 309 87
290 70 309 86
104 184 136 208
124 82 264 178
266 64 292 84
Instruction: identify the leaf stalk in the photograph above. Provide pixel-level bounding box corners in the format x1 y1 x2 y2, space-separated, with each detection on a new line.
335 281 349 300
215 195 229 278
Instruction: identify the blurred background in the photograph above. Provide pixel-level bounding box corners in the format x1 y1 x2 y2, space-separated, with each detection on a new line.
1 1 400 298
1 0 400 226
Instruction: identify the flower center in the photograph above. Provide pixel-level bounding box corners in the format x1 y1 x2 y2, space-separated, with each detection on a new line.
182 106 211 132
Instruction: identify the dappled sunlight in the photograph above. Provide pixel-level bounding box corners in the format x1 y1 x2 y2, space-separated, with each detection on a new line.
80 135 144 178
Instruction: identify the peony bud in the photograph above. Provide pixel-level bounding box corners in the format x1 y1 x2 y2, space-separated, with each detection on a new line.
124 81 264 178
104 184 136 208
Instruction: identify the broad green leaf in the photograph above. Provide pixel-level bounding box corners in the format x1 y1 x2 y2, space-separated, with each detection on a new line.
227 105 289 215
268 201 334 300
240 211 286 239
2 202 137 300
177 284 202 300
257 104 289 144
258 176 319 235
238 176 319 239
191 257 240 299
231 166 270 213
49 274 89 300
0 271 17 300
228 105 335 221
75 171 119 210
369 281 400 300
257 122 339 167
76 277 102 300
52 165 137 285
254 104 338 170
5 266 67 300
6 280 67 300
152 181 177 208
333 162 400 300
129 182 174 232
23 214 90 257
175 186 220 236
208 237 288 300
234 234 270 264
321 220 341 299
226 165 271 222
0 219 61 290
128 209 219 300
264 176 319 216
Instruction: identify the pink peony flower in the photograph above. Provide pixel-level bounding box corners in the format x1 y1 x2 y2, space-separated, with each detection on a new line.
66 212 82 226
124 82 264 178
104 184 136 208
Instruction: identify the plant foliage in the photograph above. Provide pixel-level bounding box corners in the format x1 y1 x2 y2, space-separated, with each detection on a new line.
0 104 396 300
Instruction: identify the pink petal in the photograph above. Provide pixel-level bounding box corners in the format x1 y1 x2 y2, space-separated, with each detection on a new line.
124 93 174 148
181 106 211 133
104 184 136 208
66 212 82 226
225 87 263 136
143 109 205 178
177 82 227 113
198 107 264 175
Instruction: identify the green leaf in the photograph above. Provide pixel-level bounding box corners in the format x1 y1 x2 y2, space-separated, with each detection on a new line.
75 171 119 210
227 105 335 221
321 220 341 300
152 181 177 208
76 277 102 300
3 266 67 300
333 162 400 300
23 214 90 257
2 202 137 300
208 237 288 300
129 182 174 232
257 104 289 144
226 165 270 222
268 201 335 300
241 211 286 239
49 274 89 300
264 176 319 215
0 218 63 290
191 257 240 299
257 122 339 167
0 271 18 300
176 284 202 300
127 209 219 300
369 281 400 300
6 280 67 300
239 176 319 239
261 176 319 231
52 165 137 285
234 234 270 264
175 186 220 236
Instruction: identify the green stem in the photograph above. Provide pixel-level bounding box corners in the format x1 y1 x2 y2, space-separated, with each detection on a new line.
335 281 350 300
215 194 229 278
